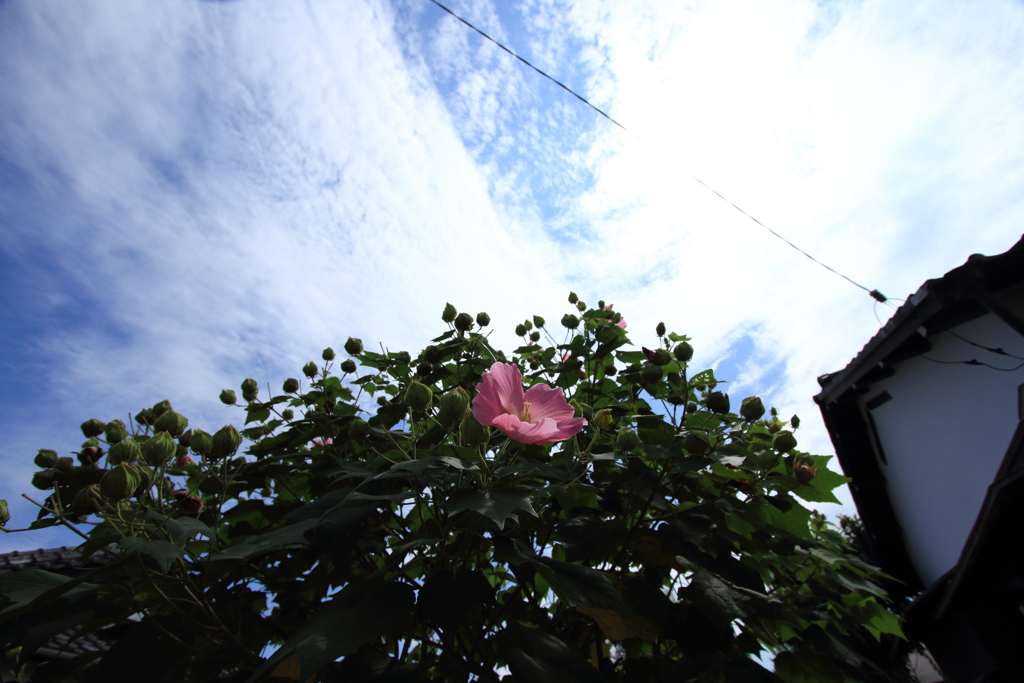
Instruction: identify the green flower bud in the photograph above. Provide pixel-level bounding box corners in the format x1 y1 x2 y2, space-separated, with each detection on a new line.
108 438 142 465
77 446 102 465
442 303 457 323
34 449 58 468
189 429 213 457
529 331 541 342
415 362 432 377
282 409 294 420
454 312 474 333
220 389 237 405
793 455 818 485
641 363 663 384
515 324 528 337
283 377 300 393
81 419 106 438
706 392 730 415
770 407 778 417
405 381 432 411
651 349 673 367
141 431 177 466
152 400 173 418
104 420 129 445
135 408 155 426
656 322 666 337
390 351 411 364
568 292 578 304
70 486 104 516
773 430 798 454
100 463 142 501
767 420 782 434
153 411 189 438
561 314 579 330
54 456 75 474
790 415 801 429
673 342 694 362
178 429 193 448
441 386 471 416
377 396 388 407
604 365 617 376
302 362 318 379
340 359 357 374
32 471 55 490
241 378 259 402
135 465 156 493
459 414 490 446
616 427 640 451
0 499 8 526
589 409 610 431
345 337 364 355
686 402 697 413
322 347 335 361
210 425 243 460
740 397 765 422
683 431 710 456
423 346 442 364
476 312 491 327
349 419 370 439
576 301 586 312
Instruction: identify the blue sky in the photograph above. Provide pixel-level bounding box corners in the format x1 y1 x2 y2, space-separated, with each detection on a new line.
1 0 1022 552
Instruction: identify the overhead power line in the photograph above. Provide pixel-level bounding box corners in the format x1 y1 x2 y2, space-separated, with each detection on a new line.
426 0 888 303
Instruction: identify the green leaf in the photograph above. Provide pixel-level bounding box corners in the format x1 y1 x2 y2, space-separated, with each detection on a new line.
208 519 317 561
685 566 778 635
447 488 537 531
118 537 186 574
689 369 719 388
245 581 415 683
505 625 608 683
417 568 495 632
534 558 632 616
553 483 600 512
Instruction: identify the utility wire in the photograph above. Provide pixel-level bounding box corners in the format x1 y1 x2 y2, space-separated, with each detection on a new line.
426 0 888 303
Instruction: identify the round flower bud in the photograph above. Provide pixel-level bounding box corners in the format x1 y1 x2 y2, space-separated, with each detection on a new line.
439 387 470 419
604 365 617 376
773 430 798 454
152 400 173 418
651 349 673 367
153 411 189 438
405 381 433 411
673 342 694 362
104 420 129 445
220 389 237 405
568 291 579 304
767 421 782 434
476 312 491 327
77 446 103 465
54 457 75 474
686 402 697 413
416 361 432 377
70 486 104 516
740 397 765 422
340 359 357 374
423 345 442 363
706 392 730 415
641 363 663 384
135 408 155 427
576 301 586 312
322 347 335 361
529 331 541 343
241 378 259 402
100 463 142 501
302 362 318 379
32 471 55 490
594 408 613 431
0 499 8 527
683 431 710 456
561 314 580 330
81 419 106 438
616 427 640 452
770 407 778 417
34 449 58 468
442 303 457 323
349 419 370 439
454 312 474 333
790 415 801 429
108 438 142 465
188 429 212 457
344 337 364 355
793 456 818 485
656 322 666 337
391 351 411 364
283 378 300 394
179 494 204 515
282 409 294 420
178 429 193 448
459 414 490 446
515 324 528 337
210 425 243 460
533 316 546 329
377 396 388 407
135 465 156 493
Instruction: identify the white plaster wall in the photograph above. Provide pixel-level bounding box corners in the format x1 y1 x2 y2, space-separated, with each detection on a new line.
861 308 1024 585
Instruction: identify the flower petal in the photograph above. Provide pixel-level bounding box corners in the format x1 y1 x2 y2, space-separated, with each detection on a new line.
491 414 561 445
523 383 575 422
550 417 587 441
472 362 525 426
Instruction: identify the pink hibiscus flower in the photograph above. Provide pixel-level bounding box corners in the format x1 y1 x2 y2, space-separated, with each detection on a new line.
472 362 587 445
311 437 333 448
604 304 627 329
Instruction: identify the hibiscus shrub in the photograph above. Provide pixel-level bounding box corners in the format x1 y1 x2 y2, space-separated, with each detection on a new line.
1 297 907 682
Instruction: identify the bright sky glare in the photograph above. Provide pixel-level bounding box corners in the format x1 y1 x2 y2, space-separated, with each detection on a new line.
1 0 1022 551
